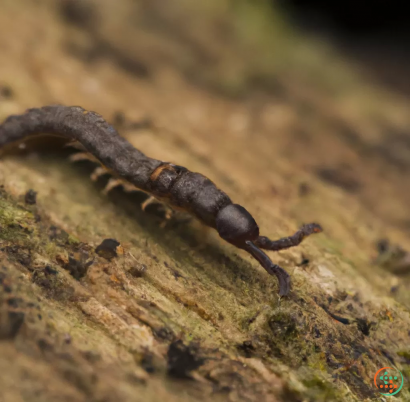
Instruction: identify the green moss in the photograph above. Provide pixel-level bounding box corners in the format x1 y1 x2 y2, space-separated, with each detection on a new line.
302 375 342 401
67 234 81 246
397 350 410 360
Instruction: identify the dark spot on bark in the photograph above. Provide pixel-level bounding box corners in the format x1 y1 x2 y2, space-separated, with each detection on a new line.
2 245 32 267
65 37 151 78
31 270 75 301
236 340 256 357
112 111 126 128
0 84 13 99
81 350 101 363
320 305 350 325
6 297 24 308
376 238 390 254
140 352 156 373
297 256 310 266
316 166 361 193
95 238 120 260
0 311 25 339
24 189 37 205
62 256 92 279
247 311 259 325
356 318 373 336
59 0 97 29
298 182 311 196
325 352 343 369
44 265 58 275
128 264 146 278
167 340 204 378
48 225 70 244
380 348 396 365
153 326 175 341
37 338 54 352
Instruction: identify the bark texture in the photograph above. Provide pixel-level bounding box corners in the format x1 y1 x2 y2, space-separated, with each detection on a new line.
1 1 410 401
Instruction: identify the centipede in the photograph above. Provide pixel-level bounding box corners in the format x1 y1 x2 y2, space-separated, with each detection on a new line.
0 105 322 296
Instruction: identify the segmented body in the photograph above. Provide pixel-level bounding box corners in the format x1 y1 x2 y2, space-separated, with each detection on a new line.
0 105 323 296
0 106 231 228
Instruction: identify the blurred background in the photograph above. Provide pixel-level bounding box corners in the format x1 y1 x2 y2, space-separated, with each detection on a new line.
1 1 410 401
1 0 410 231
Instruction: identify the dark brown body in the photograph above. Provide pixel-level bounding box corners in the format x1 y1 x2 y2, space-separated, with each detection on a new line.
0 106 231 229
0 105 323 296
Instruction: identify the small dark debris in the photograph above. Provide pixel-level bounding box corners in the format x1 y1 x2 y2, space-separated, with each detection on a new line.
2 245 31 267
6 297 24 308
24 189 37 205
112 111 126 127
49 225 69 244
237 340 256 358
316 167 361 193
0 311 25 339
153 326 175 342
141 352 156 374
380 349 396 366
164 261 184 280
247 311 259 325
356 318 373 336
59 0 97 29
44 265 58 275
26 302 39 310
3 285 12 293
325 352 343 369
0 84 13 99
298 182 311 196
376 239 390 254
37 338 54 352
95 238 120 260
374 238 410 274
128 264 146 278
297 256 310 266
81 350 101 363
167 340 204 378
171 269 184 280
62 256 93 279
324 309 350 325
